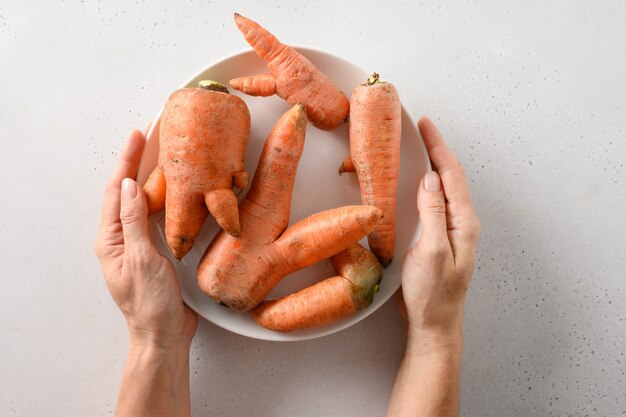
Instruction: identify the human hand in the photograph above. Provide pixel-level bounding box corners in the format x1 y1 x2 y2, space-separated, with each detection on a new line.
399 116 481 349
94 129 198 350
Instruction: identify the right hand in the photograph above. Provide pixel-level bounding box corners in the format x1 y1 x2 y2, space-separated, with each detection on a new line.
399 116 481 347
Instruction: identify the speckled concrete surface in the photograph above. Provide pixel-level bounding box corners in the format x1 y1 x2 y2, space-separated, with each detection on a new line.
1 1 625 416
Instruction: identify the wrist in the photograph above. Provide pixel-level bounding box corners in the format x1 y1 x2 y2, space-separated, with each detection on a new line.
406 314 464 357
127 338 191 373
128 327 194 352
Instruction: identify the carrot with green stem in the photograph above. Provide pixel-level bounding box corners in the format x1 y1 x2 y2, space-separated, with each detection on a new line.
251 242 383 332
340 72 401 267
229 13 350 131
143 80 250 260
196 104 383 311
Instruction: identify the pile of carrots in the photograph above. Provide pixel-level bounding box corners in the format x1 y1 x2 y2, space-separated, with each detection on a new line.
144 14 402 332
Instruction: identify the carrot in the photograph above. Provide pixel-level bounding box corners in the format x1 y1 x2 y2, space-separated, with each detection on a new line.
337 154 355 174
340 73 401 267
143 80 250 260
196 104 383 311
250 243 383 332
229 13 350 131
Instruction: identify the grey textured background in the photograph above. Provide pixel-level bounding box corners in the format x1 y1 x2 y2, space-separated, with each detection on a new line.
1 1 625 416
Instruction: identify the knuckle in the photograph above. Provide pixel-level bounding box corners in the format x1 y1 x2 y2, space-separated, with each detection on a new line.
403 246 420 267
105 181 120 196
132 254 153 271
131 251 162 274
449 277 470 296
451 159 465 174
422 199 446 214
119 204 141 225
425 240 449 259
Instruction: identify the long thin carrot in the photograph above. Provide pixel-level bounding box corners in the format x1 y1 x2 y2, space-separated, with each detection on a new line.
229 13 350 131
196 104 383 311
143 80 250 260
341 73 401 267
250 243 383 332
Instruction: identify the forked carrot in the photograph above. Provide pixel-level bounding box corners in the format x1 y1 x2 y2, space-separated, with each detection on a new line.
250 243 383 332
196 104 383 311
229 13 350 131
143 80 250 260
340 73 401 266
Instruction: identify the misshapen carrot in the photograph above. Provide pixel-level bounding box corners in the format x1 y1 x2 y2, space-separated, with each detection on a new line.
143 81 250 260
341 73 401 267
196 104 383 311
250 243 383 332
229 13 350 131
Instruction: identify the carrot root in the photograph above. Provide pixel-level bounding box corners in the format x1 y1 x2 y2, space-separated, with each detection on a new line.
274 205 383 272
349 73 401 267
165 194 208 261
157 85 250 259
230 74 277 97
197 103 385 312
233 13 350 131
233 171 248 189
338 155 355 175
251 276 356 332
250 243 383 332
205 189 240 237
143 166 166 214
197 104 308 311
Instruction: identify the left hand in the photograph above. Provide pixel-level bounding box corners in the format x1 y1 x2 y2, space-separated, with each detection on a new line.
94 129 198 349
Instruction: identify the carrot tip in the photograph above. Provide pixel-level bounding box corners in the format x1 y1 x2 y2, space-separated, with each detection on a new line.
379 257 392 268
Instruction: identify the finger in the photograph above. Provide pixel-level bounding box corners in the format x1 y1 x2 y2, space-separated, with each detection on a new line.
100 130 146 228
418 116 473 210
119 178 152 252
144 121 153 136
418 116 480 265
417 171 451 253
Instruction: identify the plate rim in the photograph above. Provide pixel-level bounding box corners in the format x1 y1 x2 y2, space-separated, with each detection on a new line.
139 45 431 341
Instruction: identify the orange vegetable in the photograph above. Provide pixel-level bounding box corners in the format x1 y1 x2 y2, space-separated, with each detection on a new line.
251 243 383 332
340 73 401 266
196 104 383 311
143 80 250 260
229 13 350 131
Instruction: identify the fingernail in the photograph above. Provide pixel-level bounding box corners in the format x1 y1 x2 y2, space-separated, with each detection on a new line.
424 171 441 192
122 178 137 200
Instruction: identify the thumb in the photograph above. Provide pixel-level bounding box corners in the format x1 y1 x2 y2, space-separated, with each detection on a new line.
417 171 449 248
119 178 152 250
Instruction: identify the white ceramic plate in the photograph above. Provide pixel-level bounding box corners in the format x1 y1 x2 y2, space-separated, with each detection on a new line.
137 47 430 341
